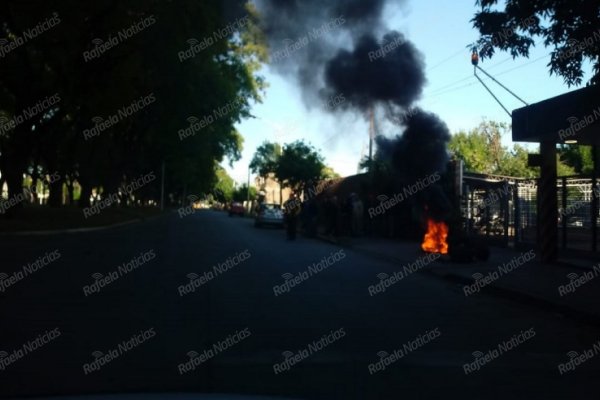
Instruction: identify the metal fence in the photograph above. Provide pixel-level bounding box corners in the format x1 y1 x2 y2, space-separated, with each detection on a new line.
556 177 599 252
514 179 537 246
462 175 512 246
462 174 600 253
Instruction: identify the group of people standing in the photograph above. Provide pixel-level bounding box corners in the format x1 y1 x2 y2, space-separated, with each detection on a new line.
283 192 365 241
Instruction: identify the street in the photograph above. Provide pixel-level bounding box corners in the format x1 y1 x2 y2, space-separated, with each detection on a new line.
1 210 600 399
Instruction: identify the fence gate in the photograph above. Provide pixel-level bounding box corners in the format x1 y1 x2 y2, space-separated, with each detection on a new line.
557 177 599 252
462 175 512 246
514 179 537 246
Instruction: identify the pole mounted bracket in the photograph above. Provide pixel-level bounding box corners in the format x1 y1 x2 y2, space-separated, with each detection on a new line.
471 47 528 118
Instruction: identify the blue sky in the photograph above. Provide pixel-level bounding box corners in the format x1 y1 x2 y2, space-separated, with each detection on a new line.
223 0 592 185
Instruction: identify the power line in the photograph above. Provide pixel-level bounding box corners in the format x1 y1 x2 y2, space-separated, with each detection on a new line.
493 53 550 77
427 48 468 71
426 80 479 99
426 53 550 99
318 53 551 147
427 55 513 96
427 75 474 95
484 55 513 70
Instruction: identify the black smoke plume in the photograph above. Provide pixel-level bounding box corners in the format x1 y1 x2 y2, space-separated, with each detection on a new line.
375 109 452 219
257 0 453 217
376 109 450 179
256 0 424 110
323 31 425 110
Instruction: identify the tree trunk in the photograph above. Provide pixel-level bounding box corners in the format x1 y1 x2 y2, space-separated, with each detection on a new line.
66 177 74 206
48 176 63 207
4 168 24 217
79 184 92 208
104 179 120 209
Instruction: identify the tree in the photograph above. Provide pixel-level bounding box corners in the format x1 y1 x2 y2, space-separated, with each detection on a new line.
275 140 325 192
449 120 575 177
213 166 235 203
450 129 496 174
449 121 511 175
321 166 341 179
556 155 577 177
233 184 257 202
249 141 282 177
472 0 600 86
0 1 267 212
558 145 594 174
497 144 537 178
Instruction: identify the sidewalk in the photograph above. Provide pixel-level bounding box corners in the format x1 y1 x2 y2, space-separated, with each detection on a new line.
316 233 600 326
0 206 163 234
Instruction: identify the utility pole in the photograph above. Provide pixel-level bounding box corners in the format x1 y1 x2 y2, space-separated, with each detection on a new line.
160 160 165 211
369 107 374 168
368 106 376 186
247 167 251 203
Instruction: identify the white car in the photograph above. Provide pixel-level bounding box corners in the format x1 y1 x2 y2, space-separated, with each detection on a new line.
254 203 284 228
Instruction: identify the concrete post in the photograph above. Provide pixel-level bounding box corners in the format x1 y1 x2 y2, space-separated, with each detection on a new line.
538 141 558 262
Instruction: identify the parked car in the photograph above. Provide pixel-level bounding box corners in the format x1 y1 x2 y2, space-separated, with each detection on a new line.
254 203 284 228
228 202 245 217
567 216 584 227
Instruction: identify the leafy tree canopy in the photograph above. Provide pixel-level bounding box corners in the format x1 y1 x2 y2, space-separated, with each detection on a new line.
213 166 235 203
249 141 282 177
0 0 268 209
449 120 576 177
275 140 326 192
233 183 257 202
321 166 341 179
472 0 600 86
558 144 594 174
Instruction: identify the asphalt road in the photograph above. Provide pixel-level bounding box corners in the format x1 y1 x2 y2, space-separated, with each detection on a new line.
1 210 600 399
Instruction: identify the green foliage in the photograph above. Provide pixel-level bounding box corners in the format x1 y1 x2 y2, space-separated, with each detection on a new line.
472 0 600 86
449 121 519 175
449 129 496 174
450 120 576 177
249 141 282 177
233 183 257 202
250 139 329 192
558 145 594 175
213 166 235 203
0 1 267 208
275 140 325 192
321 165 341 179
497 144 537 178
556 155 577 177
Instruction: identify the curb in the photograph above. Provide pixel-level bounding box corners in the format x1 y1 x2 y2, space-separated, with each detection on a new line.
0 211 169 236
316 234 424 267
314 234 600 326
426 270 600 327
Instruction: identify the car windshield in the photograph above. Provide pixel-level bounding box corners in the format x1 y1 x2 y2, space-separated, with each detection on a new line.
2 1 599 399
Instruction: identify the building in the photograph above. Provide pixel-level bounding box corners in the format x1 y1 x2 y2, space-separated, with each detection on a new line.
512 84 600 262
254 173 292 205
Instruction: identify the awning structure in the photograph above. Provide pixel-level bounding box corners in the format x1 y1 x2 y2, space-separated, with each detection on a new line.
513 84 600 145
511 84 600 262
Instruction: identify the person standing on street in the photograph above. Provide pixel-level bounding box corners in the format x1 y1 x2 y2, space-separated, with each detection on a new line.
283 193 301 240
351 193 364 236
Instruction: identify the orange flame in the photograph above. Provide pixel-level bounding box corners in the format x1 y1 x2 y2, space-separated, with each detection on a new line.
421 219 449 254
